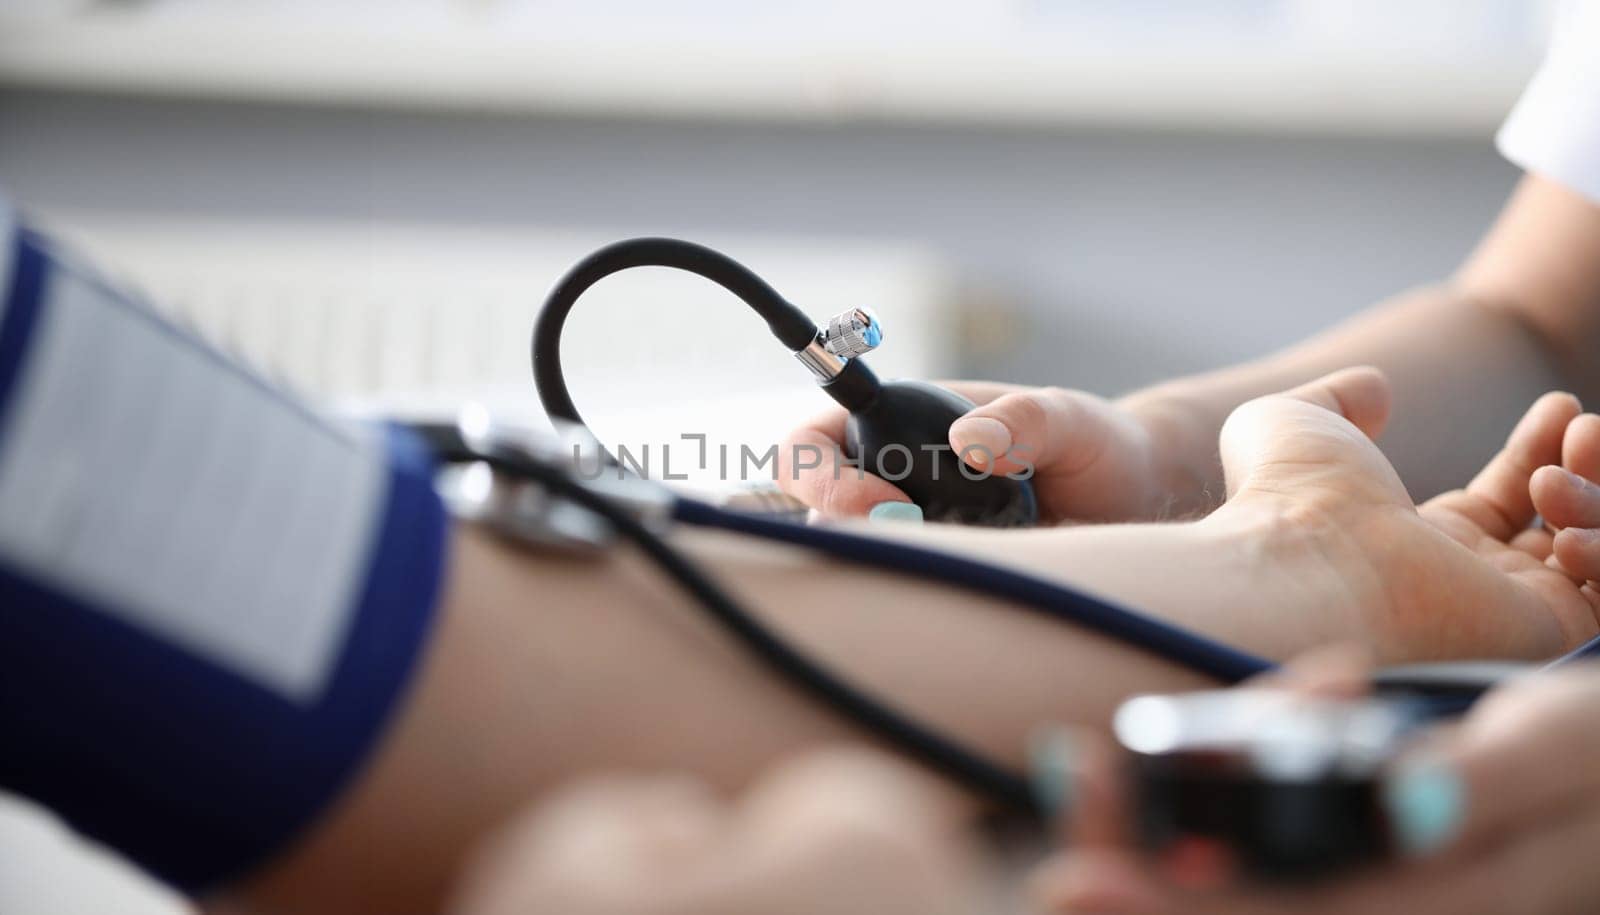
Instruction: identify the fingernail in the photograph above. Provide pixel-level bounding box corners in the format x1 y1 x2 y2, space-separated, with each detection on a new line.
949 417 1011 466
867 501 924 523
1562 468 1592 491
1382 757 1464 856
1029 727 1078 815
1569 527 1600 543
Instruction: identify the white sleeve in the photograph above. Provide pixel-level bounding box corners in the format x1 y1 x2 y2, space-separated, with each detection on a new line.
1497 0 1600 205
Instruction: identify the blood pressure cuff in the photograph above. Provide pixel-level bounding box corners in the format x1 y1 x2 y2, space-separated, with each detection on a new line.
0 201 448 891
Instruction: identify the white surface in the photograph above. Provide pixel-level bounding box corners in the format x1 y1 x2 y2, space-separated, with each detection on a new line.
1496 0 1600 205
0 257 385 700
0 795 189 915
0 5 1546 136
0 195 13 303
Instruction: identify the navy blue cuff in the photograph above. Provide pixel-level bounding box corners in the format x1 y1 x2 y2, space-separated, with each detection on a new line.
0 229 450 892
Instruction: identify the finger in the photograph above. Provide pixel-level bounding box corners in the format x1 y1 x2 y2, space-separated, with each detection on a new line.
775 424 911 517
1531 463 1600 582
1510 526 1556 562
1532 464 1600 531
1463 391 1580 540
1031 727 1126 848
1563 412 1600 484
932 379 1031 406
1041 678 1600 915
1347 794 1600 915
738 746 967 841
449 772 730 915
1219 367 1395 500
1540 414 1600 577
1275 366 1393 441
1552 527 1600 581
1431 796 1600 915
1040 674 1600 914
946 387 1122 477
530 775 726 865
1248 644 1375 699
735 747 977 915
1388 671 1600 860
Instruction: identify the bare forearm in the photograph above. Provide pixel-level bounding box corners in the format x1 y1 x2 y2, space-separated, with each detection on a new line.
219 510 1342 914
1127 284 1563 503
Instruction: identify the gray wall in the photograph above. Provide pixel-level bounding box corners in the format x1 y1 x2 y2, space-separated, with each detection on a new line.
0 89 1518 393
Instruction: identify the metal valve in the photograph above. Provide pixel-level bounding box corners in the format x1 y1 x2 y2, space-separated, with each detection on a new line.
822 307 883 360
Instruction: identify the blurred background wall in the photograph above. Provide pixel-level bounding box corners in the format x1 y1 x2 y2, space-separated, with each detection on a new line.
0 1 1560 911
0 92 1524 393
0 0 1554 397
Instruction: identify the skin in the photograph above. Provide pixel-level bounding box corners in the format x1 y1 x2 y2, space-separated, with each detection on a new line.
1036 665 1600 914
779 174 1600 521
201 370 1600 914
1036 405 1600 912
434 398 1600 915
195 163 1600 915
444 748 977 915
753 170 1600 913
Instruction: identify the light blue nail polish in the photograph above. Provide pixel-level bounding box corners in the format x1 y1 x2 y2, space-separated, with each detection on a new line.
1383 759 1464 856
868 502 924 523
1028 728 1077 815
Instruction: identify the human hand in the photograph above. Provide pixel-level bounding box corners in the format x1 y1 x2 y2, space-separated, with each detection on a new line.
777 381 1204 523
1031 659 1600 915
445 748 976 915
1527 411 1600 589
1203 368 1600 661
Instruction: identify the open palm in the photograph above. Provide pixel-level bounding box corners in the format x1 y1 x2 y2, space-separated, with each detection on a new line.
1214 369 1600 662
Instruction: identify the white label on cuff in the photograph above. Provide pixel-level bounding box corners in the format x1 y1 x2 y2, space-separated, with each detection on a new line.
0 198 14 300
0 262 386 703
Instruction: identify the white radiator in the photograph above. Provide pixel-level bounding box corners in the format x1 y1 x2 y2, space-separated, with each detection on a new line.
39 218 951 394
36 216 961 484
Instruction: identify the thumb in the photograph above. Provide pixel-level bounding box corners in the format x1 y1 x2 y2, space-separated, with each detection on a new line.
1275 365 1392 441
947 387 1131 478
1218 366 1394 500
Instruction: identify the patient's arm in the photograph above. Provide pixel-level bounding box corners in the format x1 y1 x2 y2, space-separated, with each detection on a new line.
210 522 1252 915
208 370 1598 915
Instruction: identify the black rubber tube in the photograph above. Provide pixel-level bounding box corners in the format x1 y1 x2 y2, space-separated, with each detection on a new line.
533 238 821 429
469 441 1041 814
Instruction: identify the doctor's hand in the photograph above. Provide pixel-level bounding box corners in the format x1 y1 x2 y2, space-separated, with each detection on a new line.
1031 664 1600 915
778 382 1204 523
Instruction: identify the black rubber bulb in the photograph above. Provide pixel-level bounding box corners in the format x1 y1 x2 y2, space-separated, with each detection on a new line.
822 362 1037 527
